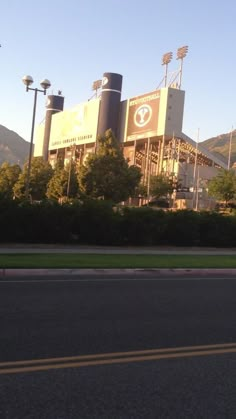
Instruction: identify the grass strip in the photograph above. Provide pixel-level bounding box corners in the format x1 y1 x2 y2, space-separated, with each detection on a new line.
0 254 236 269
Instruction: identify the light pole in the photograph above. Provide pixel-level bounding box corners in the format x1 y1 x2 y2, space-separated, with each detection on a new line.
192 128 199 210
176 45 188 89
228 126 234 170
92 79 102 98
67 143 76 199
22 75 51 199
162 52 173 87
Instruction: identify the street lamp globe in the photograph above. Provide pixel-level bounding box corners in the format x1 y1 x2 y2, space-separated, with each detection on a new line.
22 75 34 88
40 78 51 91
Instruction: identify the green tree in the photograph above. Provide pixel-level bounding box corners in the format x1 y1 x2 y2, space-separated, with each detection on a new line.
149 174 173 200
134 183 148 199
13 157 53 201
0 162 21 199
208 169 236 206
78 130 142 203
46 159 78 201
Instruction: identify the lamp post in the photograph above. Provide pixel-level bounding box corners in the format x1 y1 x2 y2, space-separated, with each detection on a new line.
67 143 76 199
22 75 51 199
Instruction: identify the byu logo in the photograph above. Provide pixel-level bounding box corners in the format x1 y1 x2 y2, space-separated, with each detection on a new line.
134 104 152 127
102 77 108 86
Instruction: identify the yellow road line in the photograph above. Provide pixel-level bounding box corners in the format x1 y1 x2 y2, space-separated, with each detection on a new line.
1 343 236 375
0 342 236 367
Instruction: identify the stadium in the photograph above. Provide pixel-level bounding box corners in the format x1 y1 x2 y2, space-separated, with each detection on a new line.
34 53 227 209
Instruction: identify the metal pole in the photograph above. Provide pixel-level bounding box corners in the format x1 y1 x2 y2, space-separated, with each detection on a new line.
159 134 165 174
67 156 72 199
147 141 152 202
133 140 136 165
178 58 183 89
144 140 149 184
67 145 75 198
195 166 200 211
155 139 160 175
164 64 168 87
192 129 199 209
25 88 38 200
171 133 176 175
228 126 233 170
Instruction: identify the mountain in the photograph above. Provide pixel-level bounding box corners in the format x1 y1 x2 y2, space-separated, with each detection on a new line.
201 130 236 166
0 124 29 166
0 122 235 168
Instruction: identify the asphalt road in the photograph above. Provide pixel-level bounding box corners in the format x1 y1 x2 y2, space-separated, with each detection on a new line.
1 276 236 418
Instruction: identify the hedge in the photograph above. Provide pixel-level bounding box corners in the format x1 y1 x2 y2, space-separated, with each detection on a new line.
1 198 236 247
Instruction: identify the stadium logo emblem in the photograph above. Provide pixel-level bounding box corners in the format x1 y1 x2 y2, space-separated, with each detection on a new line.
102 76 109 86
134 104 152 127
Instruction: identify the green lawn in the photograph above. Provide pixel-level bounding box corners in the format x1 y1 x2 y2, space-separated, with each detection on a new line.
0 254 236 269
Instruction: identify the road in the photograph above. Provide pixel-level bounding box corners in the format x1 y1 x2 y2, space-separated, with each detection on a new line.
1 276 236 418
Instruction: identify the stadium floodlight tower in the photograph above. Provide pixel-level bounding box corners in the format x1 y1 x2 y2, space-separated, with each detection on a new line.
22 75 51 200
92 79 102 98
162 52 173 87
176 45 188 89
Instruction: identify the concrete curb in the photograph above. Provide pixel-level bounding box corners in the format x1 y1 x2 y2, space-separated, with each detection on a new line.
1 268 236 279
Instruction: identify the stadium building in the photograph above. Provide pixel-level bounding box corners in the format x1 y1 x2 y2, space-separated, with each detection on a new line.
34 68 227 209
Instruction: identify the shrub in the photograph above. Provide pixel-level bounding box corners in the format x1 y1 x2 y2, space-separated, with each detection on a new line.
120 207 167 245
164 210 201 246
198 211 236 247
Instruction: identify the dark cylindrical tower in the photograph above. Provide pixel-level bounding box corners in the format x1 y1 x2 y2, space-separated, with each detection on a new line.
42 94 64 161
97 72 123 138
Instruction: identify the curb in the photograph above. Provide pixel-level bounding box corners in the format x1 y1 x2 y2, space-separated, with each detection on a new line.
1 268 236 279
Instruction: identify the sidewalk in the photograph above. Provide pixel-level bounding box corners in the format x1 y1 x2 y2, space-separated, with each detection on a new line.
1 244 236 279
1 244 236 255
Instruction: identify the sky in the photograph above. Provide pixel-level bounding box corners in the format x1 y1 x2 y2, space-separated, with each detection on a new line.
0 0 236 144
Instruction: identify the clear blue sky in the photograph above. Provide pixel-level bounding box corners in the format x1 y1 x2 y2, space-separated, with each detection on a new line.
1 0 235 143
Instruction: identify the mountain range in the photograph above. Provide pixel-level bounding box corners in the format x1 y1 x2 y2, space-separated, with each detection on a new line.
0 124 29 166
0 123 235 167
201 130 236 166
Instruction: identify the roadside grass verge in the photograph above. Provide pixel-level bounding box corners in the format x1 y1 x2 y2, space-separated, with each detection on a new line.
0 254 236 269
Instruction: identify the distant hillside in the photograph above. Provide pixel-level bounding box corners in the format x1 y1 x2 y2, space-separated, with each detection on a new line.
0 122 235 169
201 130 236 166
0 125 29 166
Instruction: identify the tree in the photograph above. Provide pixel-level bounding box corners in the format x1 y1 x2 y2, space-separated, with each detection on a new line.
78 129 142 203
208 169 236 206
46 159 79 201
134 183 148 199
149 174 173 200
13 157 53 201
0 162 21 199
